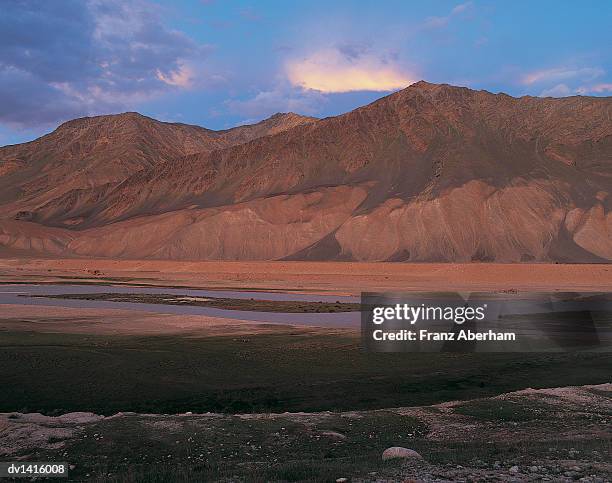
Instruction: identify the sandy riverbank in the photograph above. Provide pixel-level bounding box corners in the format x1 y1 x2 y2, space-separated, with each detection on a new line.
1 258 610 294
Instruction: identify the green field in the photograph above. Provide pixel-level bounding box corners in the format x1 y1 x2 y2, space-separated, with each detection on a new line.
1 329 610 415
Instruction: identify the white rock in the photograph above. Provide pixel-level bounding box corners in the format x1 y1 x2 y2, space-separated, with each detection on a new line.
381 447 423 461
320 431 347 440
336 478 348 483
509 465 520 473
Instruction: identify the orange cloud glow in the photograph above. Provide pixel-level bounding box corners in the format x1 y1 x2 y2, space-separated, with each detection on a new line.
286 49 415 93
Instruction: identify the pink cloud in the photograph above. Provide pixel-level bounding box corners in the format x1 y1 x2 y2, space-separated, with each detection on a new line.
522 67 604 85
577 83 612 94
156 63 194 88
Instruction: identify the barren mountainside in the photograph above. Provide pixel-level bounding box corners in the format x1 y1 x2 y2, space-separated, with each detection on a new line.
0 112 315 221
0 81 610 262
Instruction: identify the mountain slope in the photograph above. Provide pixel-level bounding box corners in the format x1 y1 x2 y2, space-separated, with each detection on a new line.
0 82 610 262
0 111 316 223
68 82 611 224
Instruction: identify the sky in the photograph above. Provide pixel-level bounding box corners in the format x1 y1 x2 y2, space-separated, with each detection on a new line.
1 0 611 146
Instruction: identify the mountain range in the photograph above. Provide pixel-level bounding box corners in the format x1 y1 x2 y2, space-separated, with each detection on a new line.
0 81 610 262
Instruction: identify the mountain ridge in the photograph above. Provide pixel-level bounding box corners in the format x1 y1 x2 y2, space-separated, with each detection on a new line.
0 82 610 262
0 111 317 222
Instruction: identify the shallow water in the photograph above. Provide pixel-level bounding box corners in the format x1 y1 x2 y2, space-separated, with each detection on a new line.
0 284 360 328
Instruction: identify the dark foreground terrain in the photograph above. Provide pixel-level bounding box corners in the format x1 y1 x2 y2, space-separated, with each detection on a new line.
1 263 610 481
1 384 610 482
0 328 611 415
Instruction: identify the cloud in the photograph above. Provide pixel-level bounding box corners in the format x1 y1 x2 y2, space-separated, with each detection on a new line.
540 84 572 97
522 66 604 85
475 36 488 47
156 63 194 87
522 65 610 97
226 85 325 118
424 1 473 29
536 81 612 97
238 7 262 22
0 0 209 128
576 83 612 94
285 48 415 93
451 1 473 14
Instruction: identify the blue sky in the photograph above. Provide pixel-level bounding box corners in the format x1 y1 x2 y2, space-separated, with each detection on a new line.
1 0 611 146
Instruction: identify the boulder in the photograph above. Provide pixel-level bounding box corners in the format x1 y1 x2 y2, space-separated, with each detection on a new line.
382 447 423 461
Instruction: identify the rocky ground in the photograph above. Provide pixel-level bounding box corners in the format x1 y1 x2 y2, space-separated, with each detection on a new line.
1 384 610 482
